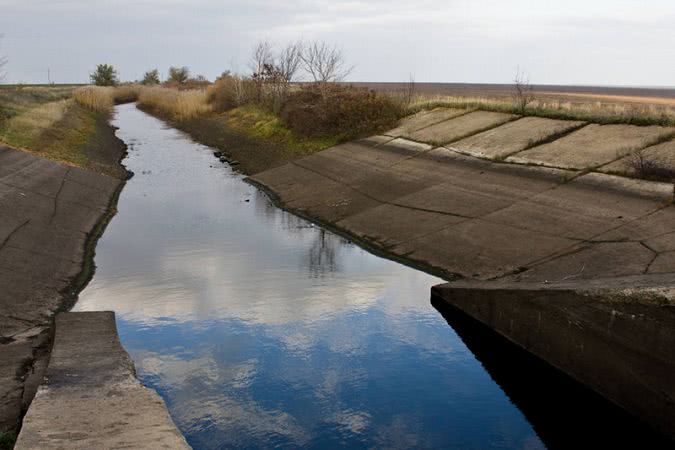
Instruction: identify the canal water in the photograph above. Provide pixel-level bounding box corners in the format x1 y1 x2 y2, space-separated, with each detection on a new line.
74 103 546 449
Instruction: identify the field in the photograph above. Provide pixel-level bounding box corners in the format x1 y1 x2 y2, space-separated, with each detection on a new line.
355 82 675 126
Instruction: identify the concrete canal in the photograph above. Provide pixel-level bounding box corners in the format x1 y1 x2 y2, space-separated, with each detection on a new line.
72 104 669 449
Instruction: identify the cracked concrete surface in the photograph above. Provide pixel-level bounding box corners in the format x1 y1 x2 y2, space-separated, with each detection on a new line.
0 146 122 433
251 136 675 283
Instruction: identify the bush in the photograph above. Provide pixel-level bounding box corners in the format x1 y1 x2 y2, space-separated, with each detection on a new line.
280 84 403 139
73 86 114 113
206 75 256 113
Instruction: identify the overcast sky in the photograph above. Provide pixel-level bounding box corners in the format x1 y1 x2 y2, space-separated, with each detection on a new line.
1 0 674 86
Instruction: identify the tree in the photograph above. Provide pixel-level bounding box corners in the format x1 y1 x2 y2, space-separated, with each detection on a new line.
90 63 118 86
168 66 190 85
301 41 352 84
512 67 535 114
141 69 160 85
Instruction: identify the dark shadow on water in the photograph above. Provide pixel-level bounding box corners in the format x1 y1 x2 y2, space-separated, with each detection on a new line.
430 295 674 450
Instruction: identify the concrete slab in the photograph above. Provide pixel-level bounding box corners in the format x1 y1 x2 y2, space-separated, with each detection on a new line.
450 117 586 160
394 219 577 279
650 252 675 274
336 204 466 248
507 124 674 170
431 278 675 440
15 312 189 449
514 242 657 282
408 111 517 145
481 172 669 240
385 108 468 137
600 138 675 177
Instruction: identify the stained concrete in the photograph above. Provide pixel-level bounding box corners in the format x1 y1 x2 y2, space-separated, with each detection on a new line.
252 137 675 282
408 111 517 144
385 108 469 137
507 124 674 170
431 277 675 440
15 312 189 449
600 138 675 176
0 146 122 433
449 117 586 160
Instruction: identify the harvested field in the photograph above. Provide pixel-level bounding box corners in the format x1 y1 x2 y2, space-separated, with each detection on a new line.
450 117 586 160
507 124 675 170
408 111 516 144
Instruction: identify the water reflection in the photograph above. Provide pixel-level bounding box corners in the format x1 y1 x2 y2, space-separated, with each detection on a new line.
74 104 544 449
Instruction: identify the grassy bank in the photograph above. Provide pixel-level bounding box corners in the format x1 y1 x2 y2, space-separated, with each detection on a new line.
0 86 128 178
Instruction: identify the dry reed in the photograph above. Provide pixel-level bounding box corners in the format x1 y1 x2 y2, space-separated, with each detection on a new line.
72 86 114 113
137 86 211 120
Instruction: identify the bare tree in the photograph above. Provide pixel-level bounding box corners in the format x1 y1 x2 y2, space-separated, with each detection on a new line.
512 67 535 114
250 40 273 103
277 41 303 83
301 41 352 84
0 35 8 82
404 72 416 106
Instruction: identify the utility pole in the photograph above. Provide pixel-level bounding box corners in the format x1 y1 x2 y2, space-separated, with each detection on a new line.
47 67 52 85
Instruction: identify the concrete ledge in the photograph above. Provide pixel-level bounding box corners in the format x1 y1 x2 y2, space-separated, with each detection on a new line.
15 312 189 449
431 278 675 441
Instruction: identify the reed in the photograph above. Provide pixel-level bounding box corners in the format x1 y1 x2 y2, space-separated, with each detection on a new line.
72 86 114 114
137 86 211 120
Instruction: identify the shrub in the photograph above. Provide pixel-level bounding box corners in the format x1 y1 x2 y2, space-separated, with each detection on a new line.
90 64 118 86
206 75 256 113
627 149 675 182
167 66 189 86
137 86 211 120
73 86 114 113
141 69 160 85
280 84 403 139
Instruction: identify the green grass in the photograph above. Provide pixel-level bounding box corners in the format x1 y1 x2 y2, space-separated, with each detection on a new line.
225 105 340 154
0 431 16 450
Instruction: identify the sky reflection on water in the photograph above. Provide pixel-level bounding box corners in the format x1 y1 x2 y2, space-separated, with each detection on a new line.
74 104 544 449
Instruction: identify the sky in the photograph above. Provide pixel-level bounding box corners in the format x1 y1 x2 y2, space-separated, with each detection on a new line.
1 0 674 86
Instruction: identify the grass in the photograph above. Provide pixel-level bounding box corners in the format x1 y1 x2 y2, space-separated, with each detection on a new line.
404 94 675 127
0 431 15 450
0 86 100 169
137 86 211 120
225 105 340 154
408 95 675 126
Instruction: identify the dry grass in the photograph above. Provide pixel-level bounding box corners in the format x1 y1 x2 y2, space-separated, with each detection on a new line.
403 94 675 127
73 86 114 114
138 86 211 120
113 84 141 104
1 99 70 148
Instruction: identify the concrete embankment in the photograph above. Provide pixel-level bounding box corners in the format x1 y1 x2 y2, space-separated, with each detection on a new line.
0 145 125 435
249 109 675 439
15 312 189 449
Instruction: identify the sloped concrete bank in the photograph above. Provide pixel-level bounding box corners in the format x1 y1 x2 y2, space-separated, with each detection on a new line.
15 312 189 449
0 145 126 437
249 130 675 440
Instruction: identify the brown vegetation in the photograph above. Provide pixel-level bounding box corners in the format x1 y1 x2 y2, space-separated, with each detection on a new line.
137 86 211 120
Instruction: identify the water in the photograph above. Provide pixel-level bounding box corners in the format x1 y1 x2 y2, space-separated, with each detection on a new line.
74 103 545 449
